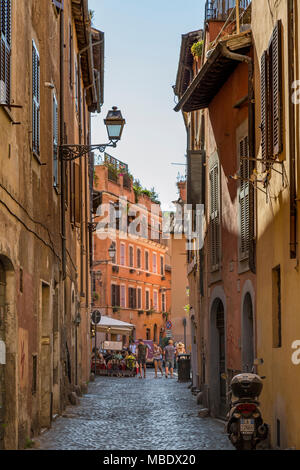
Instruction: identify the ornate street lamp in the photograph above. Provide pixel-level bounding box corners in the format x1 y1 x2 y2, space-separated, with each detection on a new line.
59 106 126 161
104 106 126 142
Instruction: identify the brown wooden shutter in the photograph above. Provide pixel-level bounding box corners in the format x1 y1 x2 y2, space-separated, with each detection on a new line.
271 20 283 156
239 136 250 259
260 50 269 165
32 41 40 155
210 164 220 271
70 161 75 224
74 163 80 225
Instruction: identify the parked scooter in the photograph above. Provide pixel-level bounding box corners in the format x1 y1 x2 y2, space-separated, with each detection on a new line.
226 372 269 450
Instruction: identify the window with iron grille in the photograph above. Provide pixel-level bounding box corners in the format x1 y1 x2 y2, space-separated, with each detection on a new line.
53 92 58 187
0 0 11 105
32 40 40 156
239 136 250 259
209 163 220 271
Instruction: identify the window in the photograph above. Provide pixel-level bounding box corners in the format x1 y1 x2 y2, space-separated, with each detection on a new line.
145 251 149 271
75 57 78 113
0 0 11 105
160 256 164 275
53 93 59 187
153 290 158 311
129 245 134 267
69 22 73 88
272 265 282 348
145 290 150 310
128 287 136 309
162 293 166 312
32 40 40 156
137 248 141 269
239 136 250 259
137 287 142 309
111 284 120 307
120 243 125 266
209 163 220 271
153 253 157 273
120 285 126 308
260 20 283 166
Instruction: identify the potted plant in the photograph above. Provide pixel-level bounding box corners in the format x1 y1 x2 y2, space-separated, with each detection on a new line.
191 40 204 62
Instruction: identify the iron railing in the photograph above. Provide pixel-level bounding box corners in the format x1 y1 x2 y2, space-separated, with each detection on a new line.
205 0 251 21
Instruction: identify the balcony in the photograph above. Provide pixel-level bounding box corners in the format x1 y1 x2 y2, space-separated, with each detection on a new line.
205 0 251 22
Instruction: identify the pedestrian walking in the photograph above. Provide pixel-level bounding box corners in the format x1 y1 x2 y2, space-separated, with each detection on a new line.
136 339 148 379
153 342 163 378
163 339 176 378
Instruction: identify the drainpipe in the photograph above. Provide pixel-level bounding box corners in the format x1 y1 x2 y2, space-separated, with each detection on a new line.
60 9 66 280
221 45 256 273
288 0 297 259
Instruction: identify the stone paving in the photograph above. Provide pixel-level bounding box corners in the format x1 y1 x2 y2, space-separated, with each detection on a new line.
36 370 234 450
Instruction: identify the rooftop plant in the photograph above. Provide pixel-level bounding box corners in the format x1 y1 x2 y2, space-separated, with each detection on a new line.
191 40 204 58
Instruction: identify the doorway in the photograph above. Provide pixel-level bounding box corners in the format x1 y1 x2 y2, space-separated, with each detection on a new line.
242 293 254 372
210 297 226 417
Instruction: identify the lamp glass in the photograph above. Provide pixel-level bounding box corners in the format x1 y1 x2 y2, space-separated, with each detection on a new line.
106 124 122 140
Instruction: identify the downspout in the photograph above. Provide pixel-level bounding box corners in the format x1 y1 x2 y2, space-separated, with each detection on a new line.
288 0 297 259
60 8 66 280
221 45 256 273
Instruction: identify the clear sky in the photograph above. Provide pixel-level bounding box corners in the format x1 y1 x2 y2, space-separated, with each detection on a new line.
89 0 205 210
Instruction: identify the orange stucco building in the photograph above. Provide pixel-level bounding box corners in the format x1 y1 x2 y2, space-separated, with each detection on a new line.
92 155 171 345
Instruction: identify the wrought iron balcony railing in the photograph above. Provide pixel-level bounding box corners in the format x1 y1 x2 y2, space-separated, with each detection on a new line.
205 0 251 21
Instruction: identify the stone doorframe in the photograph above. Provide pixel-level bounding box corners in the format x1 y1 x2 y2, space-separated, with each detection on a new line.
208 285 227 417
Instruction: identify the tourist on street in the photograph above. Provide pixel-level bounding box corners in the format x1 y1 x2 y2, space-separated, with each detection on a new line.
136 339 148 379
153 342 163 378
163 339 176 378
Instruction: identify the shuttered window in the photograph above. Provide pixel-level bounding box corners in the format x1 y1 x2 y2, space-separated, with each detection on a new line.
128 287 136 309
74 162 80 225
111 284 120 307
0 0 11 105
145 290 150 310
32 40 40 156
260 20 283 165
145 251 149 271
137 287 142 309
160 256 164 275
120 285 126 308
53 93 58 187
239 136 250 259
137 248 141 269
209 164 220 271
162 293 166 312
129 246 134 267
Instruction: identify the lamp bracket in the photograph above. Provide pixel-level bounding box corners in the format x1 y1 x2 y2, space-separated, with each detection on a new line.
59 141 117 161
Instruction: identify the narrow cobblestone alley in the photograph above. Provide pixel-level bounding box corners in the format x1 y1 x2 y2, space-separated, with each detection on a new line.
36 371 233 450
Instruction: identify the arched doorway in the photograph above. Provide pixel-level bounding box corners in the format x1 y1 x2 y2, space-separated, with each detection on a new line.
210 298 226 417
0 260 6 449
0 255 16 449
242 293 254 372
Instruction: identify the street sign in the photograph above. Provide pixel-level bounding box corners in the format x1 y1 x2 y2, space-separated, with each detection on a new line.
166 320 172 329
166 330 172 338
91 309 102 325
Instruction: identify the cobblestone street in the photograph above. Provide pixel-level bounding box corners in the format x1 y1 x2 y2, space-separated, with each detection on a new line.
36 370 233 450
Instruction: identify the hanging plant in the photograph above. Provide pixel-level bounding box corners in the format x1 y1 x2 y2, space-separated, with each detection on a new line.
191 40 204 58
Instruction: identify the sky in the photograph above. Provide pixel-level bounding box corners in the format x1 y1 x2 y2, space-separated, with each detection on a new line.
89 0 205 210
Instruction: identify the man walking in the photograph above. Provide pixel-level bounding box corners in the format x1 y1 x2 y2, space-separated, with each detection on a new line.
163 339 176 378
136 339 148 379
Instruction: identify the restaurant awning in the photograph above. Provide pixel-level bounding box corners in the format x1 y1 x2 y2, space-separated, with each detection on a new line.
174 31 252 113
96 316 135 335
